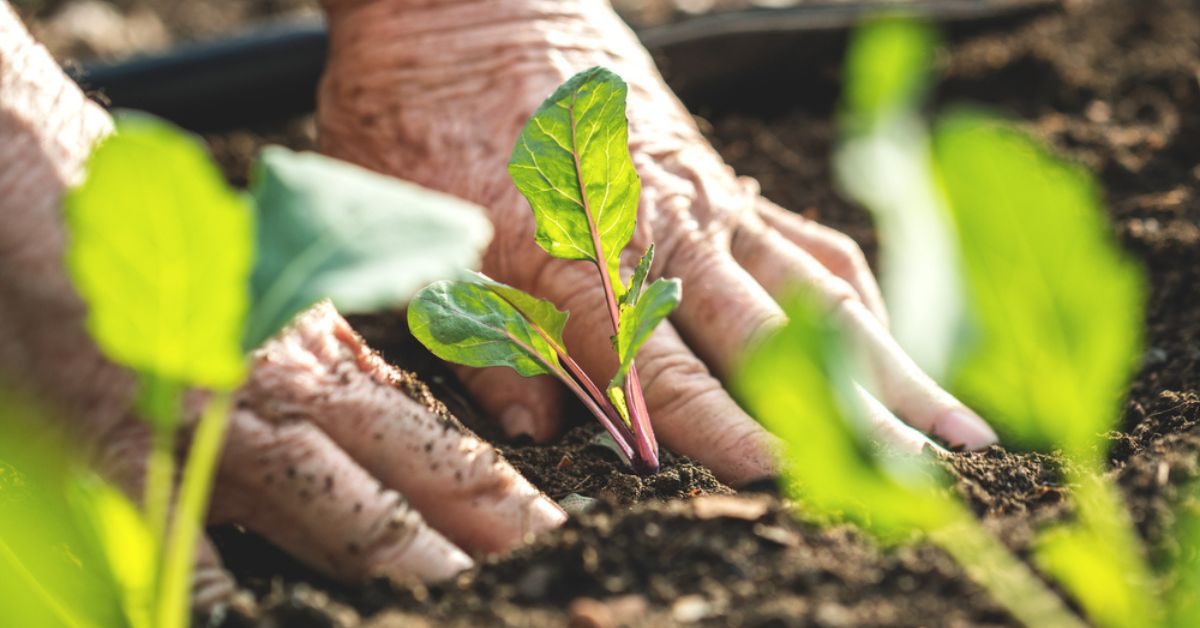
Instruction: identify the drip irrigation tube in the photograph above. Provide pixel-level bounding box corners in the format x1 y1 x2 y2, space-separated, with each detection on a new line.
69 0 1053 132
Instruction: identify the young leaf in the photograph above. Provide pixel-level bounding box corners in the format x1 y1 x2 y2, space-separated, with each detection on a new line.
0 393 151 628
621 244 654 308
609 277 681 391
408 280 562 377
934 110 1145 460
245 148 492 349
734 294 956 539
469 272 569 353
64 112 251 395
507 66 641 297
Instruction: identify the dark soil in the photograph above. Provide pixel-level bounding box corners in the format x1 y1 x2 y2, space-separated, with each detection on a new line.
26 0 1200 625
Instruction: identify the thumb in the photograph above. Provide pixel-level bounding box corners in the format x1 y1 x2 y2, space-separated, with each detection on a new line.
454 365 565 443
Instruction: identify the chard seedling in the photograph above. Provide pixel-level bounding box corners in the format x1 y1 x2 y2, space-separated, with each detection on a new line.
409 67 681 474
63 112 490 628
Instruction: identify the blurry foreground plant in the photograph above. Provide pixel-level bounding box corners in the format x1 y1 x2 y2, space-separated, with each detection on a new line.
742 16 1191 628
1 112 492 627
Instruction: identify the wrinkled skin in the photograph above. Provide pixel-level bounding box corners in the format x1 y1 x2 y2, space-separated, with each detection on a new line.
0 0 997 612
0 0 563 609
317 0 997 482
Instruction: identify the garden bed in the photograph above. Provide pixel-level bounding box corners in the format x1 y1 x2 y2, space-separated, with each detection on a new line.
28 0 1200 625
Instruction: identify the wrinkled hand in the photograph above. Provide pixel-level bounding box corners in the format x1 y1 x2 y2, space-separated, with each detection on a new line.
0 1 563 609
317 0 997 485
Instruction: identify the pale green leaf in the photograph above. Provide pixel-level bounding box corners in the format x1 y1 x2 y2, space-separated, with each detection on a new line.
64 113 251 394
734 295 957 540
470 272 569 353
408 280 562 377
0 394 145 628
68 477 155 628
842 16 936 132
507 67 641 297
621 244 654 308
934 110 1144 459
1034 472 1155 628
245 148 492 349
608 278 681 391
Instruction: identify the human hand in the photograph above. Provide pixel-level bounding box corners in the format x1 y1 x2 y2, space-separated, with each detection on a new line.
316 0 998 485
0 1 564 608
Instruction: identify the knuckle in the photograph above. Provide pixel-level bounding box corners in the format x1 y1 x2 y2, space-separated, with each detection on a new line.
639 348 716 412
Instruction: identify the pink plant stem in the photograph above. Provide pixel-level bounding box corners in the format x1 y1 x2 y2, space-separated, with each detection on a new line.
565 93 660 473
502 331 635 463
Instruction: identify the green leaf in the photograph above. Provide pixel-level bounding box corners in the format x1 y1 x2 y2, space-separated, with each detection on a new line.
408 280 562 377
1034 471 1155 628
934 110 1145 460
842 17 937 132
64 113 251 394
507 67 641 297
470 272 569 353
245 147 492 349
0 393 152 628
734 294 957 540
609 278 681 391
621 244 654 308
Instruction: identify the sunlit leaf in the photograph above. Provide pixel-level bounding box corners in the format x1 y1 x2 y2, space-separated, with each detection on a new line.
408 280 562 377
609 277 680 391
69 477 155 628
0 394 144 628
842 16 937 132
1034 472 1155 628
64 113 251 397
245 148 492 349
507 66 641 298
621 244 655 308
734 294 957 539
470 272 569 353
934 110 1145 459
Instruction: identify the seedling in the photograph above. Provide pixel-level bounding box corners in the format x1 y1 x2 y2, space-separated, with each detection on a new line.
56 112 491 627
409 67 681 474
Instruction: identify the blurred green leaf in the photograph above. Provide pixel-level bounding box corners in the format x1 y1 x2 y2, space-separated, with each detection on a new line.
842 16 937 132
934 110 1144 459
0 394 153 628
408 280 562 377
245 147 492 349
734 294 957 539
507 66 640 298
64 113 252 397
1035 471 1155 628
836 17 964 380
609 277 680 392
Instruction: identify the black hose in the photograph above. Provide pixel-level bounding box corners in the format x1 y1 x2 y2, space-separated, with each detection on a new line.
69 1 1053 132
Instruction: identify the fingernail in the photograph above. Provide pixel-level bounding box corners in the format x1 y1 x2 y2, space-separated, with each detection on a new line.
499 405 536 438
938 409 999 450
